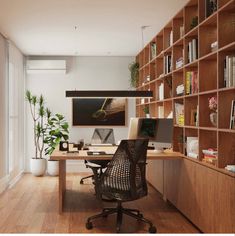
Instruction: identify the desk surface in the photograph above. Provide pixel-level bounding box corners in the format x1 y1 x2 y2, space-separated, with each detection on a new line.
50 146 183 161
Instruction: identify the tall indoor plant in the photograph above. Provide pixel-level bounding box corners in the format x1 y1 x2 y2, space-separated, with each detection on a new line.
26 90 51 176
44 114 69 176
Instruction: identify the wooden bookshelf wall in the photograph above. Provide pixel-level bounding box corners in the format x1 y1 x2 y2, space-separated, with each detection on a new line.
136 0 235 177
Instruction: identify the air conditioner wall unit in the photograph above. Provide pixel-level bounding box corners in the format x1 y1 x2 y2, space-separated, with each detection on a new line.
26 60 67 74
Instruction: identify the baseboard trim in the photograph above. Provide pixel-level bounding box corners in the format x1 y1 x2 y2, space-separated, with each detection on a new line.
0 175 9 194
8 171 24 189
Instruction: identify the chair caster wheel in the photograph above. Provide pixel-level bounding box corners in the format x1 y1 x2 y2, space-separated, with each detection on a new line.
80 180 84 184
86 221 93 230
149 226 157 233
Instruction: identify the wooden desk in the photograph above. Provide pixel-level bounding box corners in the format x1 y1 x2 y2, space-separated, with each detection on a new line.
50 147 183 213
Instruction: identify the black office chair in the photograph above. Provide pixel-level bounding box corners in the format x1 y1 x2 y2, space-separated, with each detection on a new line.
85 139 157 233
80 128 115 184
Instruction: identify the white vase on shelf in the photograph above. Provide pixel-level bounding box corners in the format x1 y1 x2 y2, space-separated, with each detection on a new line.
210 112 217 127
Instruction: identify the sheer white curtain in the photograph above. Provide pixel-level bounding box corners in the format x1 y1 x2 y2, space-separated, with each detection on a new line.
0 33 8 192
8 42 25 182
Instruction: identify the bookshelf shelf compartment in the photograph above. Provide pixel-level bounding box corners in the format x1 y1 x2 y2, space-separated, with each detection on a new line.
218 0 235 48
135 0 235 232
199 92 218 128
185 96 198 126
199 15 217 57
199 56 217 92
199 129 217 164
218 89 235 129
218 131 235 168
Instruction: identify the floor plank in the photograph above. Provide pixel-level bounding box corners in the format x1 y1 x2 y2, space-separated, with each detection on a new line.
0 173 199 233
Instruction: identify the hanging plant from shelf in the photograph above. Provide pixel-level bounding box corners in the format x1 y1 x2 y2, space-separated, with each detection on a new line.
129 61 139 88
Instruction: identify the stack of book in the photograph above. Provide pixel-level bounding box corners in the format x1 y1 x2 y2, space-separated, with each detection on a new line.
185 71 198 95
176 57 184 69
202 148 218 165
224 55 235 88
164 55 172 74
150 42 157 60
187 39 198 63
176 84 184 95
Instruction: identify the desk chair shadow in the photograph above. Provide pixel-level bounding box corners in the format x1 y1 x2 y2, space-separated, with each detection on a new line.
80 128 115 184
85 139 157 233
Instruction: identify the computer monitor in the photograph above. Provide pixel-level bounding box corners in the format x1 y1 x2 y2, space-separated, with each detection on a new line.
128 117 173 151
91 128 115 145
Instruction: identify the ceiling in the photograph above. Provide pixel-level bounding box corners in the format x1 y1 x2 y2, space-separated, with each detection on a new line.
0 0 187 56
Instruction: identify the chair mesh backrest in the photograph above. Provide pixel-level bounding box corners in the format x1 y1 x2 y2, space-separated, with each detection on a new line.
100 139 148 201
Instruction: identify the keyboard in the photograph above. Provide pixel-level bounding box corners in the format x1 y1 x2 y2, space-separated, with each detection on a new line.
87 151 107 155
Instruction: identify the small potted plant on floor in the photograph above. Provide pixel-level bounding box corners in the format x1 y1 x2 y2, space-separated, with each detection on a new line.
26 90 51 176
44 114 69 176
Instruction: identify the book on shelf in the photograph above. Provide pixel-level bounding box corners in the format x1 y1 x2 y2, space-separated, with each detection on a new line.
187 39 198 63
206 0 217 18
224 55 235 88
158 106 164 118
230 100 235 129
180 26 184 38
186 137 198 158
164 55 172 74
150 42 157 60
169 30 173 46
174 102 184 126
158 83 164 100
185 71 198 95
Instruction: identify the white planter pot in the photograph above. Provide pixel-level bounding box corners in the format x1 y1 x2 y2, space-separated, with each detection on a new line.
30 158 46 176
47 160 59 176
146 113 150 118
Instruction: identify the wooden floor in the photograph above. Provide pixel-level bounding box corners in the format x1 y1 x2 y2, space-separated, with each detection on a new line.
0 174 199 233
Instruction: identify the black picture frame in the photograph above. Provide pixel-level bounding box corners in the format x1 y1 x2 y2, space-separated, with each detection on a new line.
72 98 127 126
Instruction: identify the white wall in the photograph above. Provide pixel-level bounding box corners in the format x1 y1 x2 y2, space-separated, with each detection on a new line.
26 56 135 172
0 33 8 192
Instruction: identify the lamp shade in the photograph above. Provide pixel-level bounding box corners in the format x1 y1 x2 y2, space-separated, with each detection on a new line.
65 90 153 98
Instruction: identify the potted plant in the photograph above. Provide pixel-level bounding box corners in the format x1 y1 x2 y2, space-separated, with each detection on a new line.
178 134 184 154
44 114 69 176
26 90 51 176
129 61 139 88
143 106 150 118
